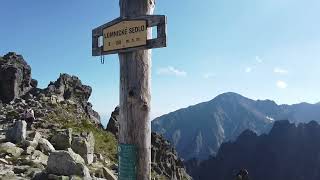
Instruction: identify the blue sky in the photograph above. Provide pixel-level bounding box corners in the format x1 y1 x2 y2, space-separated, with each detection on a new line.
1 0 320 125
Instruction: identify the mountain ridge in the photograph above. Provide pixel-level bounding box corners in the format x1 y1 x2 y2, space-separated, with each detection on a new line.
188 120 320 180
152 92 320 160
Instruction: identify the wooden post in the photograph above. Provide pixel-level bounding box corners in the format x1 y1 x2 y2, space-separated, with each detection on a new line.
118 0 155 179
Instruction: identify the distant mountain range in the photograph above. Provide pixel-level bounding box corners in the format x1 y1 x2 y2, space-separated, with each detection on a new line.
187 120 320 180
152 92 320 160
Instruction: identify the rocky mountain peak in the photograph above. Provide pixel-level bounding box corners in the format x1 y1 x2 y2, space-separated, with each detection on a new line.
43 73 100 124
0 52 34 103
45 73 92 105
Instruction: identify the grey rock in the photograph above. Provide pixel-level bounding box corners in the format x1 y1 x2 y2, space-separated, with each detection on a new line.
151 132 192 180
71 132 95 165
38 138 55 155
6 120 27 144
0 164 15 178
0 52 33 103
13 165 30 174
27 131 42 148
105 106 119 138
47 148 91 179
25 167 43 179
30 79 38 88
24 146 35 155
0 142 23 157
85 102 101 125
44 73 100 125
30 150 48 166
50 128 72 150
0 158 8 164
31 171 48 180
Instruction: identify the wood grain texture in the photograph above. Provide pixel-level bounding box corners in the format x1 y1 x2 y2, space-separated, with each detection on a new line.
118 0 155 179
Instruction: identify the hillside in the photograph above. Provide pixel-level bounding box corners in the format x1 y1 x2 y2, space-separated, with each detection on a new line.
189 120 320 180
152 92 320 160
0 52 191 180
0 52 118 179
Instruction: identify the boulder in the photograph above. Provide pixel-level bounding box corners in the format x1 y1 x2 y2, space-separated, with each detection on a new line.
6 120 27 144
38 138 55 155
0 142 23 157
30 79 38 88
27 131 42 148
71 132 95 164
50 128 72 150
47 148 91 179
0 52 33 103
30 150 49 166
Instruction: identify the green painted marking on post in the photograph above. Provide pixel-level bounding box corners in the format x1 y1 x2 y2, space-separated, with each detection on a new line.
118 144 137 180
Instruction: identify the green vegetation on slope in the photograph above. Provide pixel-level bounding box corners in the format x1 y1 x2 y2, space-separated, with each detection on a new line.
43 102 118 163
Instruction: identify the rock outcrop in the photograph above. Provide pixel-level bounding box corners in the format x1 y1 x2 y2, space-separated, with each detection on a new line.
190 120 320 180
71 132 95 165
0 52 34 103
44 73 101 125
0 52 118 179
106 106 119 138
106 107 192 180
6 120 27 143
151 132 192 180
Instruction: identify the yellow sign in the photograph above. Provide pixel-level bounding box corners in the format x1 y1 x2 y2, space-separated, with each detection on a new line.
103 20 147 52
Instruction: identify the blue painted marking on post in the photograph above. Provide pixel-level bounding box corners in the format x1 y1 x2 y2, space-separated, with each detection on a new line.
118 144 137 180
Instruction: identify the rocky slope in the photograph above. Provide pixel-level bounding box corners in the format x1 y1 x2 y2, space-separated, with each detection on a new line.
0 52 191 180
152 92 320 160
106 107 192 180
189 120 320 180
0 52 118 179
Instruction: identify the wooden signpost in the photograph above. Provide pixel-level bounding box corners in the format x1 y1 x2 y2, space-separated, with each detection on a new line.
92 0 167 179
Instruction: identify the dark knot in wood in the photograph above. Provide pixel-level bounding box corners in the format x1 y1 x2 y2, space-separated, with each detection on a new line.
129 90 135 97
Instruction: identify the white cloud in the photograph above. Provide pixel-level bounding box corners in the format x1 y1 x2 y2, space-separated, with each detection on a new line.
256 56 263 63
245 67 252 73
157 66 187 77
274 67 288 74
276 80 288 89
203 72 215 79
